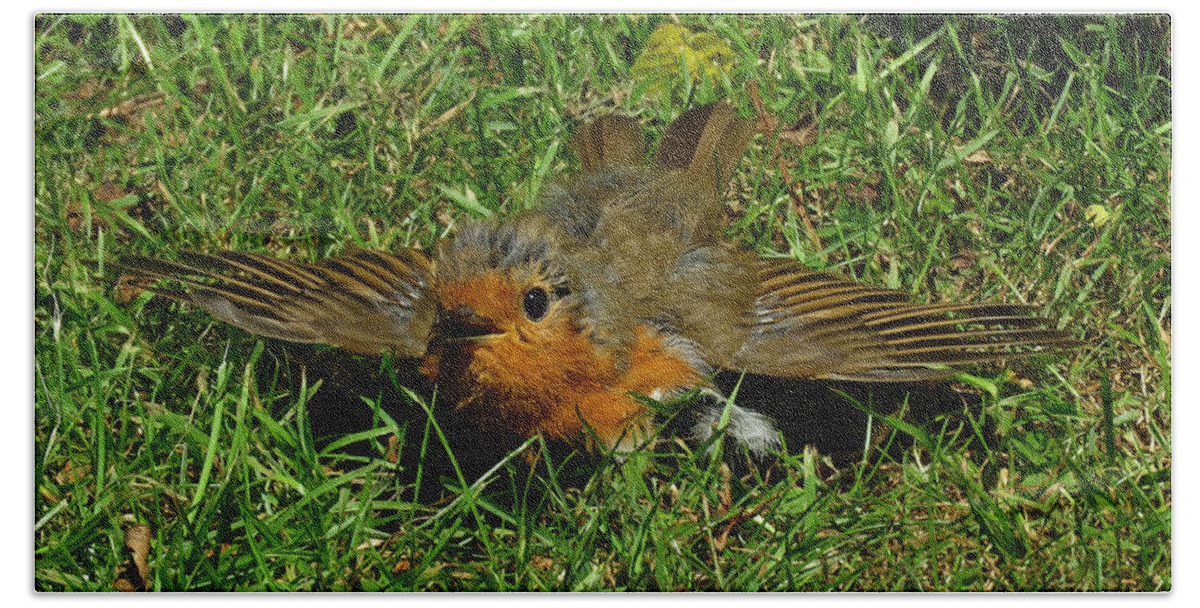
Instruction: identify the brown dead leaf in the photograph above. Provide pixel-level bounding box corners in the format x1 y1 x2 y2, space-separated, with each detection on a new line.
747 81 823 252
92 91 168 121
846 181 879 204
778 115 817 149
386 435 401 464
38 486 60 503
89 80 211 121
778 164 823 252
950 248 978 271
112 578 140 591
529 554 554 571
115 274 156 305
79 80 211 150
746 80 816 149
747 80 780 136
416 91 476 141
962 149 992 165
61 78 108 102
66 183 126 232
113 524 152 591
53 460 91 485
717 462 733 514
609 85 626 107
92 183 128 203
64 200 87 233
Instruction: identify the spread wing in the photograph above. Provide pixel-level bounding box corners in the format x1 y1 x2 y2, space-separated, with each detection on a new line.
118 248 436 357
726 258 1077 381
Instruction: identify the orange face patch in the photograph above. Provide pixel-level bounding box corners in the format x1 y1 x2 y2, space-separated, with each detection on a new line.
436 272 524 332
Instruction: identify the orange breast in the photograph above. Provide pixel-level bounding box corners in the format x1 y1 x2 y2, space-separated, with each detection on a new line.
426 317 703 452
548 325 704 450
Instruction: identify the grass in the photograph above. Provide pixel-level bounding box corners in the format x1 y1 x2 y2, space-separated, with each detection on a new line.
34 13 1170 591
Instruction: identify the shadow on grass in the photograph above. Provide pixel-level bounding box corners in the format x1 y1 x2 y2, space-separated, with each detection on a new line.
261 342 998 499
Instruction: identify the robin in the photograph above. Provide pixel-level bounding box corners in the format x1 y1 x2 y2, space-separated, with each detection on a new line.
119 103 1074 457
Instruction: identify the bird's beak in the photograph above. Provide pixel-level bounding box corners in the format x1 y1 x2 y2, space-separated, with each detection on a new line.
432 306 504 345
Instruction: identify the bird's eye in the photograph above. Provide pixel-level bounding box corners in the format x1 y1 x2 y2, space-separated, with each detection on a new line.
522 287 550 321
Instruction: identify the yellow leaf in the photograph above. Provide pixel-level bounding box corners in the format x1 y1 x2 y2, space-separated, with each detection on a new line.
1085 204 1112 228
632 23 735 98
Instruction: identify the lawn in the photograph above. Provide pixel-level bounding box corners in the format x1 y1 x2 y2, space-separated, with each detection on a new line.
33 14 1170 591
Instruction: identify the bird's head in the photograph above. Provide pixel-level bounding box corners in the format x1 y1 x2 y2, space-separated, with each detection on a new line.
419 215 623 435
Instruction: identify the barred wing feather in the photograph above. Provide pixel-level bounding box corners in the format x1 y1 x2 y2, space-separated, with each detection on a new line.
729 259 1076 381
119 248 437 357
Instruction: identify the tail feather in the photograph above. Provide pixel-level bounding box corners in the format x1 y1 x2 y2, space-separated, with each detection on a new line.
570 114 645 172
654 103 756 194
